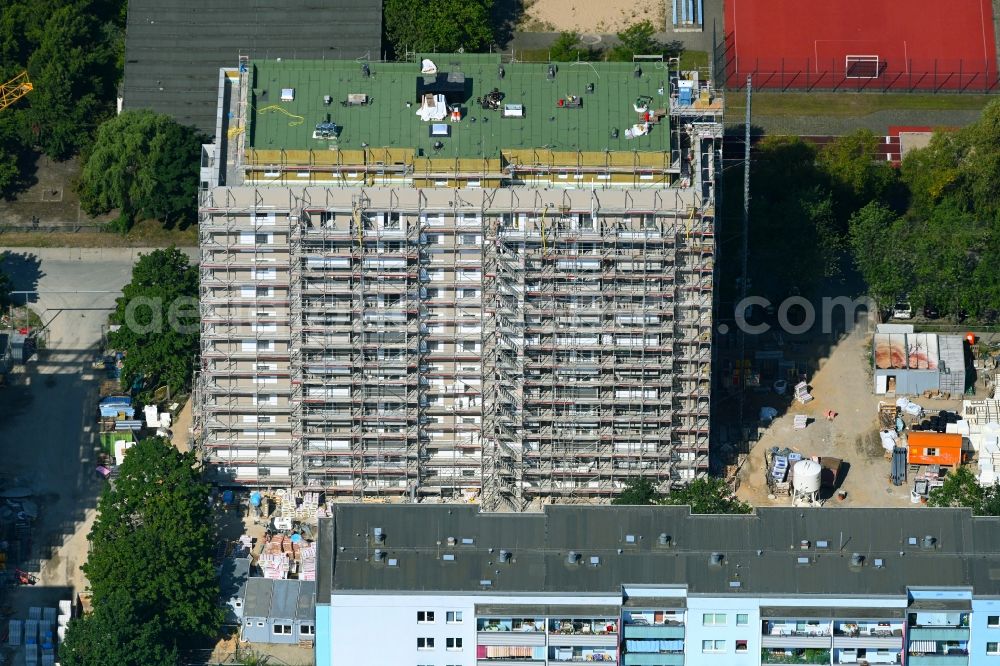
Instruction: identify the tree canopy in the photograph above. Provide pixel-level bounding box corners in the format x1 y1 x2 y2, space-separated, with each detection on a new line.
62 437 221 665
747 136 845 298
384 0 495 55
660 477 753 514
79 110 203 231
609 21 680 61
612 477 662 505
109 247 199 399
927 466 1000 515
612 476 752 514
0 0 125 180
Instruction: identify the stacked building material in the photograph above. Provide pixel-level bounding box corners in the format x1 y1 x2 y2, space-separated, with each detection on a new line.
299 544 316 581
259 534 300 579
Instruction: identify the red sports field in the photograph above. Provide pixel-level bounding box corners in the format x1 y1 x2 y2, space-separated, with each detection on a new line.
723 0 998 90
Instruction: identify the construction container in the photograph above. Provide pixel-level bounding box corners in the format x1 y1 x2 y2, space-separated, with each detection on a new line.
907 431 964 467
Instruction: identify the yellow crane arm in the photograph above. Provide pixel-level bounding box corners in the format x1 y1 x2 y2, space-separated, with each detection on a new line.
0 71 33 112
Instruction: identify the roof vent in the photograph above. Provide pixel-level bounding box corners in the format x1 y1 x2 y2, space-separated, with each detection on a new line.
657 533 671 546
874 558 885 569
446 536 457 546
498 65 505 80
442 553 456 562
709 552 725 566
850 553 865 567
797 556 811 565
816 540 829 549
922 535 936 549
374 549 386 561
373 527 385 543
908 536 918 546
633 66 643 78
388 558 398 567
800 540 811 550
729 581 742 588
499 549 511 562
461 537 474 545
480 579 493 587
361 63 371 78
586 82 595 93
547 65 557 80
567 551 580 565
589 556 601 566
625 534 637 544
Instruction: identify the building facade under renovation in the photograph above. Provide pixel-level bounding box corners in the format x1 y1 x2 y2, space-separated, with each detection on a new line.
195 55 723 510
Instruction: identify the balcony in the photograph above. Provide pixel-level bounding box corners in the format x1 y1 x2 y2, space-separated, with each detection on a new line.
477 632 546 647
622 654 684 666
761 648 831 665
908 628 970 641
623 625 685 640
906 657 969 666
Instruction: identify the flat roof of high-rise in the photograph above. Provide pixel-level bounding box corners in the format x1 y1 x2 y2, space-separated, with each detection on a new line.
317 504 1000 600
247 56 677 157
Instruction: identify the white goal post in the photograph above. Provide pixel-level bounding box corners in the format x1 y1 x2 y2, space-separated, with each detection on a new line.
845 55 881 79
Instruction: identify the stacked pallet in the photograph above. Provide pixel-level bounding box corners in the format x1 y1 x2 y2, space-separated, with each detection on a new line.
299 544 317 581
259 534 301 579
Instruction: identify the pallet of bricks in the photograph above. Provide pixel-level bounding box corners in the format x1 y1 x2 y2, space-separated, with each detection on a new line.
259 534 300 579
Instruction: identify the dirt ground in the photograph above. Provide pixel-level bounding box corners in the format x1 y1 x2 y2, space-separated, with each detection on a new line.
0 155 116 229
735 315 967 508
519 0 665 33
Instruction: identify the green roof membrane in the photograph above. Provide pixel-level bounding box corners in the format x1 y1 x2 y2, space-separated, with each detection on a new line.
248 56 672 157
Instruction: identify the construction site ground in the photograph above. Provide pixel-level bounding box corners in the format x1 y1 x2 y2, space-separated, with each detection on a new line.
734 316 974 508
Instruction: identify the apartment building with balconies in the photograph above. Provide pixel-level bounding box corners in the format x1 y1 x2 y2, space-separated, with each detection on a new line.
313 504 1000 666
195 54 722 509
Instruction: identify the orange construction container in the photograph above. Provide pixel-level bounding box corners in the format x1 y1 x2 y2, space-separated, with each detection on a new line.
907 431 963 467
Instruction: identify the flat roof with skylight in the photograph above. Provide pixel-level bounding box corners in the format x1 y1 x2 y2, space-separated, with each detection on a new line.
246 55 680 158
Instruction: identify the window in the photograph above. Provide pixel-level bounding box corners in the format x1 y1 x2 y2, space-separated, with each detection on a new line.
446 637 463 650
417 611 435 623
736 640 748 653
417 637 435 649
703 613 727 626
273 624 292 635
702 640 725 653
989 642 1000 655
927 448 938 456
736 614 749 626
462 341 477 352
446 611 463 623
300 624 314 636
990 616 1000 627
461 288 478 298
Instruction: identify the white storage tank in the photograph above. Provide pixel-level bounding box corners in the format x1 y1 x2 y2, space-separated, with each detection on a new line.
792 459 822 494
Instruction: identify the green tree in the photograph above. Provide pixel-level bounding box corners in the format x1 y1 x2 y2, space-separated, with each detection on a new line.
79 110 203 231
60 591 180 666
927 466 1000 515
384 0 495 55
848 202 909 308
109 247 199 399
749 136 843 297
82 437 221 642
612 477 662 505
818 129 899 220
26 3 117 159
661 477 752 514
609 21 679 61
549 32 599 62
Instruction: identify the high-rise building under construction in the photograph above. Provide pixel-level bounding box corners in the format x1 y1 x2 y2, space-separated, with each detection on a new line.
195 54 723 511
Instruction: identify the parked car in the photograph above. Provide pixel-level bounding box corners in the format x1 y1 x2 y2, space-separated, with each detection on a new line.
923 304 940 319
892 301 913 319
